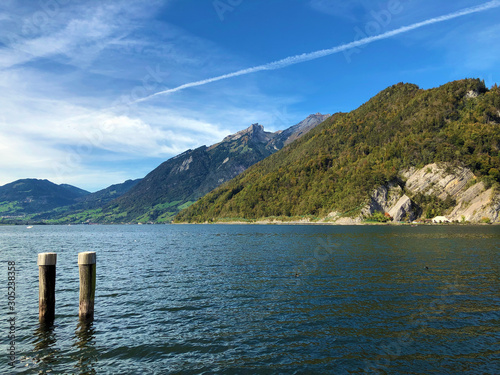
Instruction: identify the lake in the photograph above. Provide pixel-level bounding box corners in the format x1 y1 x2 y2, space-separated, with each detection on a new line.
0 224 498 374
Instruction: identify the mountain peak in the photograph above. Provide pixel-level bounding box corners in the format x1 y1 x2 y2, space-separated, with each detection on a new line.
222 123 272 143
269 113 330 148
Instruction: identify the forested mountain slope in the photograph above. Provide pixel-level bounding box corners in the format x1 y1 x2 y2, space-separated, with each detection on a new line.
175 79 500 223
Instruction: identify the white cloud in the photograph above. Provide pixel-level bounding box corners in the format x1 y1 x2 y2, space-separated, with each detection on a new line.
1 93 228 157
0 18 110 70
0 1 166 70
0 132 67 186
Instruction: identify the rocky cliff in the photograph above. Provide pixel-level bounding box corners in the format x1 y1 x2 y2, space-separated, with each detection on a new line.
344 163 499 223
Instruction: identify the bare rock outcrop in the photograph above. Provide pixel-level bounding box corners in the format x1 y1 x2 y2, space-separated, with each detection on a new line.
361 182 403 217
387 195 418 222
358 163 499 223
405 163 474 199
404 163 499 222
448 182 499 222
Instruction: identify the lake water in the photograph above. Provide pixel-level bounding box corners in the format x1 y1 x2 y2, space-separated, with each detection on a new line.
0 224 498 374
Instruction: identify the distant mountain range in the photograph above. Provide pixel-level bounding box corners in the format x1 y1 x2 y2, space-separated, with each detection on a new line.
0 178 141 221
0 114 329 223
30 179 142 221
0 179 89 216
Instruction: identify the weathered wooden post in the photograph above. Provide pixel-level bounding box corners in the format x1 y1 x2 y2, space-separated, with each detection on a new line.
38 253 57 323
78 252 96 320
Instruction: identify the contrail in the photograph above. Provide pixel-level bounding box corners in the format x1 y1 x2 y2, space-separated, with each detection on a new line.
136 1 500 104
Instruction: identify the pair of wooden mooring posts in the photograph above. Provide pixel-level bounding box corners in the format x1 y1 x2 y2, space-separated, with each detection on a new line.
37 252 96 323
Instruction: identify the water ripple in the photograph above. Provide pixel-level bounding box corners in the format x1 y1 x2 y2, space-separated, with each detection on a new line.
0 224 498 374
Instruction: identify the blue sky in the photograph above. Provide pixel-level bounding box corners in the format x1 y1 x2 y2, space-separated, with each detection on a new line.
0 0 499 192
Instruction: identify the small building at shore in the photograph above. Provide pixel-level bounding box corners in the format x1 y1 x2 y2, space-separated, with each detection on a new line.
432 216 450 223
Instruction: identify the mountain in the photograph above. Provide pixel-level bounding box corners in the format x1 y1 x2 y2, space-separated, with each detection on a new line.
59 184 91 198
30 178 142 221
72 179 141 210
0 179 90 216
269 113 331 149
174 79 500 224
86 114 330 223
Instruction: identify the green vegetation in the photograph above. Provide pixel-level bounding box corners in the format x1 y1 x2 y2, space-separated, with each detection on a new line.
0 201 23 213
43 208 106 224
410 193 456 219
0 179 90 216
365 212 392 223
175 79 500 223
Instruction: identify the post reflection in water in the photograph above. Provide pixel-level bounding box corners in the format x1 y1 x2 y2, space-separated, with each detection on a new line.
73 319 98 375
33 322 60 371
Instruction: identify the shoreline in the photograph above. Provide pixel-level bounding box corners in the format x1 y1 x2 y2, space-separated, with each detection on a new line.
1 223 497 226
1 219 498 226
172 220 498 226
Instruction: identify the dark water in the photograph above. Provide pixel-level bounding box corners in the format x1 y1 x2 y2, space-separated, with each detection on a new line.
0 224 498 374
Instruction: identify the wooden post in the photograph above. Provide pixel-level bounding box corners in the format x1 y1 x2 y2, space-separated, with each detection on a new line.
38 253 57 323
78 252 96 320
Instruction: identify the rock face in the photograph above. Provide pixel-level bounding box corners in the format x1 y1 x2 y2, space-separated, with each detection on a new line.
359 181 420 222
405 163 475 200
448 183 499 222
219 123 275 144
404 163 498 222
344 162 499 223
387 195 418 222
361 182 403 216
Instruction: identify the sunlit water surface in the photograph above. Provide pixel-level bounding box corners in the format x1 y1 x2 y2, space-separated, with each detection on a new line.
0 224 498 374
